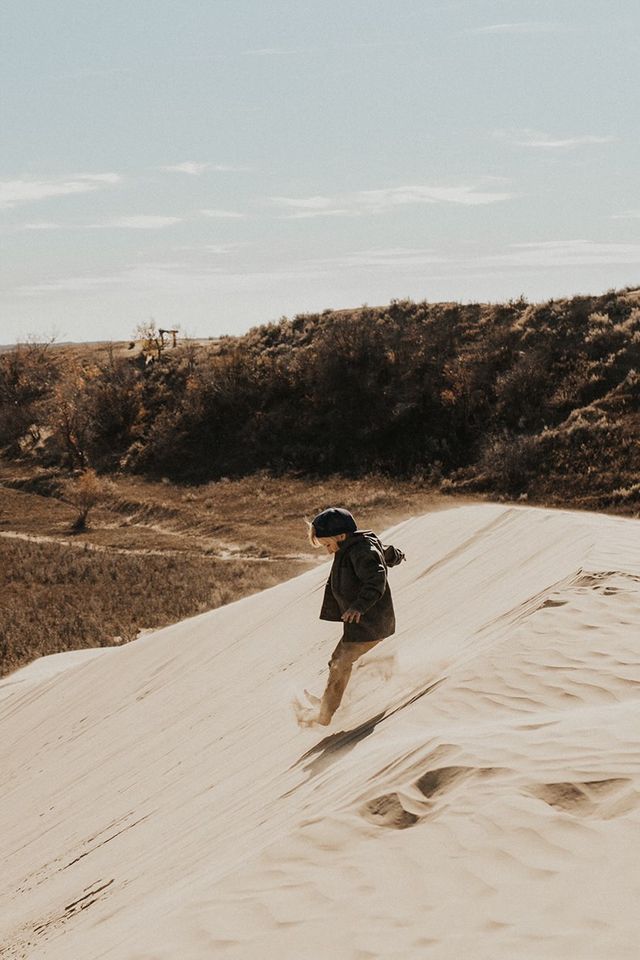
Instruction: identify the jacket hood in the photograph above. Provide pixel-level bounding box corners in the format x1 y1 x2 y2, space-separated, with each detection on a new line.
338 530 379 551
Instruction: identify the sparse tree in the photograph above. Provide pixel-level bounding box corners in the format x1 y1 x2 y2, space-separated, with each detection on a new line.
65 469 104 532
0 337 59 453
136 319 166 362
50 367 91 468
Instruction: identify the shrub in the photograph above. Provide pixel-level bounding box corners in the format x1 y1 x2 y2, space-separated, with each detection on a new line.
0 340 59 453
2 288 640 511
477 433 543 494
64 469 105 531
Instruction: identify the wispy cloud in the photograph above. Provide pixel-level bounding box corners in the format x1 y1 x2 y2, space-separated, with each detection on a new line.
0 173 121 209
177 242 248 255
18 260 320 297
312 248 450 269
358 184 513 208
96 215 184 229
16 238 640 300
160 161 249 175
471 22 566 35
200 208 248 219
15 215 183 231
497 128 615 149
271 195 351 219
16 209 248 231
18 263 199 295
200 243 247 254
21 221 64 231
611 210 640 220
310 240 640 272
272 183 513 219
487 239 640 267
161 161 210 176
20 275 127 294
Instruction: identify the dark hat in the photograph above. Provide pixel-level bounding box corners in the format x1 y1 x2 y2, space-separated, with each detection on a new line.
311 507 357 538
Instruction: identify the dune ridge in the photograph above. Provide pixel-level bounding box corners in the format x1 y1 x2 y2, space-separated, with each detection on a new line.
1 504 640 959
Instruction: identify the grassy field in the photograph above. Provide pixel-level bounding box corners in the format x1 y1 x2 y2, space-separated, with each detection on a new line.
0 468 463 677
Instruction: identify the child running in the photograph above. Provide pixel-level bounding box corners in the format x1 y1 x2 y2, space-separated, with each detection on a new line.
299 506 405 727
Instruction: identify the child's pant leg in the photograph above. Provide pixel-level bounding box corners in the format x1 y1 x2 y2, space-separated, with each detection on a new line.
319 638 381 723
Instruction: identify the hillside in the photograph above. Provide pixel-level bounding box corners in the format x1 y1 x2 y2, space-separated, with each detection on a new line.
2 504 640 959
1 288 639 512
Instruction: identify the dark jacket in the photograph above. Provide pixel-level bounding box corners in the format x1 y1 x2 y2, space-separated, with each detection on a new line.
319 530 404 642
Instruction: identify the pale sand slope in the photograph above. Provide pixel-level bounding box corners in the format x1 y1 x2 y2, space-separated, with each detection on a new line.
1 505 640 960
0 649 111 702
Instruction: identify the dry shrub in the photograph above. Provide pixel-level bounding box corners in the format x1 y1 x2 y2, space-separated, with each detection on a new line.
477 433 543 494
64 469 105 531
3 287 640 512
0 339 59 453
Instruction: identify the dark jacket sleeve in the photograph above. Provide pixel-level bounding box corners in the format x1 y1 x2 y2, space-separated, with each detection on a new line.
349 542 388 614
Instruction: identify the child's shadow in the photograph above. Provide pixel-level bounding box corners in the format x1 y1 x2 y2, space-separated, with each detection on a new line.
291 674 444 782
294 710 387 779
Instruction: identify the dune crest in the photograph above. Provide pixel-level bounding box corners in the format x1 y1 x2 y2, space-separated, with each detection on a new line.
2 504 640 959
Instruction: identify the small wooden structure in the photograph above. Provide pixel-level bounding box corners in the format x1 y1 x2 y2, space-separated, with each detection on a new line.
159 328 179 348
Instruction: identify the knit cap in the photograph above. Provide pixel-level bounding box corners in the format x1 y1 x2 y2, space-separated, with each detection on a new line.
311 507 357 538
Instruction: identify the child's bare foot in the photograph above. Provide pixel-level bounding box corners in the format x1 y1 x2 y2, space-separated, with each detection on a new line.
292 695 333 727
307 690 332 725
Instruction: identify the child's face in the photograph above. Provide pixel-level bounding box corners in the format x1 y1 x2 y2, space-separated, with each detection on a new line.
317 535 345 555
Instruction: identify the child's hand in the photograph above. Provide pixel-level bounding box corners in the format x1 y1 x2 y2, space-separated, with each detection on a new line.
341 609 362 624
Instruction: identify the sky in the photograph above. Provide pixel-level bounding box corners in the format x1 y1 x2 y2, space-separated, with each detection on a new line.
2 0 640 343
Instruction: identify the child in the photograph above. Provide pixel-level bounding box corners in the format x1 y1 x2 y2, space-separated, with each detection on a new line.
300 506 405 727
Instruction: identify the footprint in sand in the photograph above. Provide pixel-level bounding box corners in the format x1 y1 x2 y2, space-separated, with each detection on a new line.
361 766 483 830
528 778 637 818
361 793 419 829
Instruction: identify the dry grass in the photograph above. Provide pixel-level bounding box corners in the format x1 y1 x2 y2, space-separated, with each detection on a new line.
0 538 301 678
0 469 463 677
101 473 462 556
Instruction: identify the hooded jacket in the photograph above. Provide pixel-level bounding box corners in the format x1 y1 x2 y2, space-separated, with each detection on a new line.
319 530 403 642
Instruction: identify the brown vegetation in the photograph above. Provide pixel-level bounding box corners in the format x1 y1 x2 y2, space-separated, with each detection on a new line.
0 537 295 678
2 288 638 513
64 469 105 531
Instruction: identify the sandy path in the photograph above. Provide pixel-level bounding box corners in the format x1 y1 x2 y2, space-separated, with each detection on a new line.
0 527 307 562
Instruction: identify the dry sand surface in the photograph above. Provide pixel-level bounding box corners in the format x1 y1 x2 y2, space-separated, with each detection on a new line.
2 504 640 959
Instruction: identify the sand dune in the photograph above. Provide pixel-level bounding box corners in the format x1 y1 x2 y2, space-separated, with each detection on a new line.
1 504 640 959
